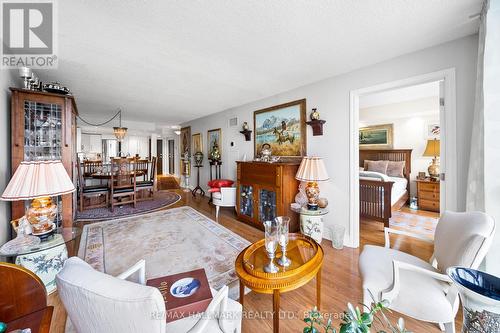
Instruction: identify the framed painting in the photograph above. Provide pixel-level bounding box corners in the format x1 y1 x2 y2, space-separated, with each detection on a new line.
192 133 202 153
253 99 306 159
207 128 222 157
180 126 191 156
427 123 440 139
359 124 393 149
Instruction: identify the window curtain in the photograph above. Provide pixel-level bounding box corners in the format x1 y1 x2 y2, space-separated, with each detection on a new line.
466 0 488 212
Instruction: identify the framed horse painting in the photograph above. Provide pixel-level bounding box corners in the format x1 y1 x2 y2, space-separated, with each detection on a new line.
253 99 307 160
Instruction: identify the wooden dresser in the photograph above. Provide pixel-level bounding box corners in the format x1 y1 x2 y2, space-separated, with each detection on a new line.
236 161 300 232
416 179 440 213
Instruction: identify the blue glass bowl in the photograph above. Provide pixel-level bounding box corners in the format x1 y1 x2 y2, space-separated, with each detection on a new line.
448 266 500 301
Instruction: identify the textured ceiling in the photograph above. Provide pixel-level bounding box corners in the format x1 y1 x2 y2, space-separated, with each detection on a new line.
39 0 481 125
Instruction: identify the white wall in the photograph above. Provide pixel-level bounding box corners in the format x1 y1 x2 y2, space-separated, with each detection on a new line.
0 70 16 245
182 35 478 244
360 97 440 197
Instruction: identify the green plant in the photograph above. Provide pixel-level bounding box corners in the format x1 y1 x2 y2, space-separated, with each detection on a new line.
303 299 410 333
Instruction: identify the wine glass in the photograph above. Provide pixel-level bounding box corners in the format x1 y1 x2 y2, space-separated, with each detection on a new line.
276 216 291 267
263 220 279 273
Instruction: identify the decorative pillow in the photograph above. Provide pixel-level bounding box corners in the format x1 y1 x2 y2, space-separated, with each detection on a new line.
207 179 234 188
365 160 389 175
386 161 405 178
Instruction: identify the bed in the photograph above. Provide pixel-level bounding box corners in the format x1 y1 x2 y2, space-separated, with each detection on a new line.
359 149 412 227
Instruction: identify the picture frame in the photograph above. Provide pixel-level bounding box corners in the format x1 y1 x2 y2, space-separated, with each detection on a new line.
180 126 191 156
359 124 393 150
427 123 440 139
192 133 202 153
207 128 222 157
253 99 307 159
418 171 426 180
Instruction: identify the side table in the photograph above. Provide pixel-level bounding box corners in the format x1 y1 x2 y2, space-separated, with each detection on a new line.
0 227 81 294
292 206 329 243
235 233 324 333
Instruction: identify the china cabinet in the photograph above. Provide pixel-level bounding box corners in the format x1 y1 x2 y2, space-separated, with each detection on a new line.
236 161 299 232
10 88 78 227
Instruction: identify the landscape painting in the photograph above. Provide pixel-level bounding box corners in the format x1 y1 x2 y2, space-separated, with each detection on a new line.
359 124 393 149
254 99 306 158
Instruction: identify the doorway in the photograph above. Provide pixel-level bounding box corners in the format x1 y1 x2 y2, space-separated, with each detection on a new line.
348 69 457 248
157 139 163 175
168 139 175 175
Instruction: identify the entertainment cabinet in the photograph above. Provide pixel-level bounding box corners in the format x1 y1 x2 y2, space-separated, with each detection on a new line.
236 161 299 232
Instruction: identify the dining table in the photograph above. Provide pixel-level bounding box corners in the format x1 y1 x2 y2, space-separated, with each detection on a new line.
90 170 146 180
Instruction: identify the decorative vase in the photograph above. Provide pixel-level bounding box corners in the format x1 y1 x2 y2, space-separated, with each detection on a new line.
295 182 308 207
26 197 57 233
209 143 221 161
242 122 249 131
447 267 500 333
318 197 328 208
310 108 320 120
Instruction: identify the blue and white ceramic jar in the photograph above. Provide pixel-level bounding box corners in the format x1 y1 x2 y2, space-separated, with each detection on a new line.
447 267 500 333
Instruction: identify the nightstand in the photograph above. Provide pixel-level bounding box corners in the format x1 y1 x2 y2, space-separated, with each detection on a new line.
416 178 440 212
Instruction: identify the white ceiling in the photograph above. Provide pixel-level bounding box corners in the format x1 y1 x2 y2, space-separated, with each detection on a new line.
360 81 440 109
38 0 481 126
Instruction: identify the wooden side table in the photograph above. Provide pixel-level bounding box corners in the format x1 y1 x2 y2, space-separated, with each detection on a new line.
416 178 440 212
235 233 324 333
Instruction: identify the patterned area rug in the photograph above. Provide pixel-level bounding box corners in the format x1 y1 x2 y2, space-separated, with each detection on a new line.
78 206 250 299
389 210 438 238
75 191 181 221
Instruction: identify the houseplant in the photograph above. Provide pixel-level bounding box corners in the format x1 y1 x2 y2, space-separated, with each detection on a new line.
304 299 410 333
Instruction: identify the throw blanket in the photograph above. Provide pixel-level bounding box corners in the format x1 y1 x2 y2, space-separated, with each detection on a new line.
359 170 390 182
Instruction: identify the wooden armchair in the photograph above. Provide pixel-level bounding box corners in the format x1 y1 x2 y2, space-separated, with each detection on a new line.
110 158 137 212
136 157 157 201
0 263 53 333
77 157 109 212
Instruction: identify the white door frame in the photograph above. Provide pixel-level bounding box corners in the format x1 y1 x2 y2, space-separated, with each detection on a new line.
347 68 457 248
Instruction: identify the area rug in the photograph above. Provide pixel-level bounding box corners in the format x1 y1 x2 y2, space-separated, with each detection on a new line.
78 206 251 299
389 210 438 238
75 191 181 222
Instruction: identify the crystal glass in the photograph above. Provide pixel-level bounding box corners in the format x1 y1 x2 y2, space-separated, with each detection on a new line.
263 220 279 273
276 216 291 267
331 224 345 249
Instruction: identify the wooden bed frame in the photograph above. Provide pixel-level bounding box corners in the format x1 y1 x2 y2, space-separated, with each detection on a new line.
359 149 412 227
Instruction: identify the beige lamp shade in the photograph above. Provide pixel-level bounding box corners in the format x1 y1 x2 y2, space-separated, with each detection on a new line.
1 160 75 201
295 157 330 182
423 139 440 157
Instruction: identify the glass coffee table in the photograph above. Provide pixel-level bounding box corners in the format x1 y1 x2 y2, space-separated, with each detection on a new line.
235 233 324 333
0 227 81 294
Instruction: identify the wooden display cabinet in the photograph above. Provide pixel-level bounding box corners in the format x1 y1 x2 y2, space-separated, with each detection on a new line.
236 161 300 232
10 88 78 227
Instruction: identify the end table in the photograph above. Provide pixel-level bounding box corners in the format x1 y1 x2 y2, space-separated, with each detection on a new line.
292 206 329 243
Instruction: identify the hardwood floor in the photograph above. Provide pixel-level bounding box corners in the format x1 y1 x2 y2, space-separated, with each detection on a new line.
48 190 461 332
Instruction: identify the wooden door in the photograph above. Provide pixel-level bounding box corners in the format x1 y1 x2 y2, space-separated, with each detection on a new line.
168 139 175 174
156 139 163 175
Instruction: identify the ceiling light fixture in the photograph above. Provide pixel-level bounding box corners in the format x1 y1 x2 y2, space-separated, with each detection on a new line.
77 108 128 141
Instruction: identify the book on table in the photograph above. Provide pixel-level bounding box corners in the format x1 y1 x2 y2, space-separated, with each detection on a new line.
146 268 213 322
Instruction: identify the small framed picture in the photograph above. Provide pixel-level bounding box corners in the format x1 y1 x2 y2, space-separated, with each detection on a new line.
418 172 426 180
427 123 440 139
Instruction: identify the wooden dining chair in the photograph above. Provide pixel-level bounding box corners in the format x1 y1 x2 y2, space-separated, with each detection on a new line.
135 159 149 181
77 157 109 212
136 157 157 201
0 263 53 333
110 158 137 212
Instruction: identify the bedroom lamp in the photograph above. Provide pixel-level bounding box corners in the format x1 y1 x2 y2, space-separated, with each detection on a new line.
295 157 329 210
423 139 440 179
1 161 75 234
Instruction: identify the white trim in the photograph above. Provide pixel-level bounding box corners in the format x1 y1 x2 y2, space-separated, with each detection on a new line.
347 68 457 248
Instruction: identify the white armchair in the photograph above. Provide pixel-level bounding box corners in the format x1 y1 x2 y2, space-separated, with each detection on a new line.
359 211 495 333
56 257 242 333
212 187 237 221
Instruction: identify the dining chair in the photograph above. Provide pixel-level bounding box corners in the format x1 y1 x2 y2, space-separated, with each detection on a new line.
135 159 150 182
0 263 54 333
136 157 157 201
110 158 137 212
77 157 109 212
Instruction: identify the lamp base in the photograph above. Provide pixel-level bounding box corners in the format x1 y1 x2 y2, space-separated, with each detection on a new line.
26 196 57 234
307 203 319 211
305 181 320 210
428 158 440 179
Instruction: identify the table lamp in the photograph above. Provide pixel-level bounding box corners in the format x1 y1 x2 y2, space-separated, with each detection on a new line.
1 161 75 234
295 157 329 210
423 139 440 179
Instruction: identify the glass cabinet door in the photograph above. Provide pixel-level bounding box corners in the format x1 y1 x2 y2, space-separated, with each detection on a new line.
24 100 63 161
239 185 254 218
259 188 276 222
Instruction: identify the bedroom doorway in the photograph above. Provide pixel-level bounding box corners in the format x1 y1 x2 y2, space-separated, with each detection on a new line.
349 69 457 248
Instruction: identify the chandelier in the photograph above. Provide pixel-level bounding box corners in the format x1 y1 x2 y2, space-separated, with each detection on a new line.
77 108 127 141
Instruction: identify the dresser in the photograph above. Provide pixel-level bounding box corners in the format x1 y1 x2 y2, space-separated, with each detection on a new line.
416 179 440 213
236 161 299 232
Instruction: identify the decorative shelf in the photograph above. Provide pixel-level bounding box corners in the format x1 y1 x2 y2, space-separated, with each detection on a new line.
239 129 252 141
306 119 326 136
